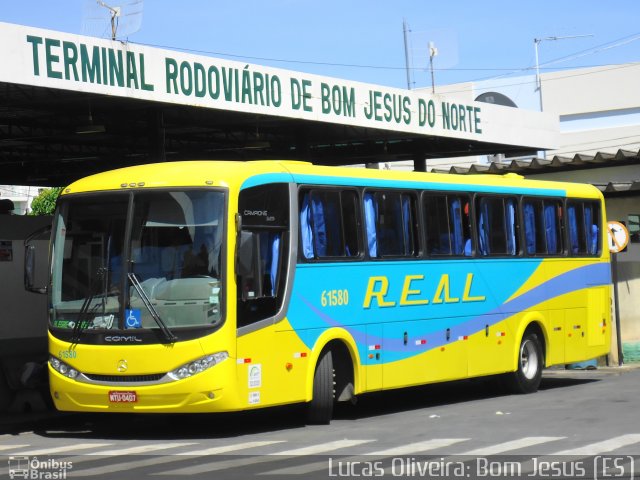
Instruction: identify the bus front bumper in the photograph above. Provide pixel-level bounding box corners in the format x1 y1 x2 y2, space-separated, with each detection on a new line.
49 364 238 413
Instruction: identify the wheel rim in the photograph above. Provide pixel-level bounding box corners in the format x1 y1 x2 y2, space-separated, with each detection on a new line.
520 339 539 380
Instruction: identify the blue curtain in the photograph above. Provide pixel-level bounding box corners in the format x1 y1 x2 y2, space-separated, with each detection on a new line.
300 194 314 259
364 193 378 257
568 205 579 253
311 196 327 257
590 224 599 254
524 202 536 254
478 200 490 255
270 234 280 296
450 198 463 255
506 199 517 255
584 205 598 254
544 203 558 254
258 232 279 296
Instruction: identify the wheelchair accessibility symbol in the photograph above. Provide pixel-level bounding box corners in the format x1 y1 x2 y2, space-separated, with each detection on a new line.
125 309 142 329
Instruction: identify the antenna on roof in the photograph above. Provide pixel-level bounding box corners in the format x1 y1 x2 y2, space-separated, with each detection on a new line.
82 0 144 40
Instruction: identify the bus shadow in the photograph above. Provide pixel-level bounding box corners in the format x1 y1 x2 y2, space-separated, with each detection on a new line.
19 407 309 440
333 373 600 421
538 372 602 391
2 373 601 439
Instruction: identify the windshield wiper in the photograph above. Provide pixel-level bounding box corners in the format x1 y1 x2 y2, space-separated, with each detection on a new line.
71 267 107 343
128 273 177 343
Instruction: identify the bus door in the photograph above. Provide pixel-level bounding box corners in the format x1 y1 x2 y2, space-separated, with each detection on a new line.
235 182 292 407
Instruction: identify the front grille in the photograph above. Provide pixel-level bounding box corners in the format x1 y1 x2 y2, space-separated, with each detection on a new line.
84 373 166 383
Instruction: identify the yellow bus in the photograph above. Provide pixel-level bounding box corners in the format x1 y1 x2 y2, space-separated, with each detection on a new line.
38 160 611 423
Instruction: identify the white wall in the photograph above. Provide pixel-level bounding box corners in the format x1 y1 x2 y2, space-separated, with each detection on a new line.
0 185 40 215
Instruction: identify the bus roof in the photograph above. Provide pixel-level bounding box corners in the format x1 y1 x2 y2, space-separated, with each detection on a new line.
62 160 602 199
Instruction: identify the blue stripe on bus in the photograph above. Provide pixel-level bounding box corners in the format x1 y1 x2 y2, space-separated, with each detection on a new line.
287 261 609 363
381 262 611 360
241 172 567 197
241 173 294 189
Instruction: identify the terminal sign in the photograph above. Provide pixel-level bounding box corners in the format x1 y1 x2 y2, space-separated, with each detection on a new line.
607 221 629 253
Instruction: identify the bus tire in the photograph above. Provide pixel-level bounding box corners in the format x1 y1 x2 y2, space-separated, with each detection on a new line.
306 350 334 424
507 330 543 394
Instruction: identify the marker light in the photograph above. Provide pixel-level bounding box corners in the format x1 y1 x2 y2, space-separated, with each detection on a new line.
168 352 228 380
49 356 79 379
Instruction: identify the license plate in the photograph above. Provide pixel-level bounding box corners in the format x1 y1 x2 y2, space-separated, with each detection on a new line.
109 390 138 403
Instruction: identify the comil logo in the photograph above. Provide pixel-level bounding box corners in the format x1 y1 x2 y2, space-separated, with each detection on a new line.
7 456 73 479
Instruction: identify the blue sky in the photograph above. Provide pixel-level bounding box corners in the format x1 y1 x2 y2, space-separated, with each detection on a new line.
2 0 640 89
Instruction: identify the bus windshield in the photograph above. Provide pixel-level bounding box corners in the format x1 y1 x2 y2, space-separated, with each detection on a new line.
50 190 225 333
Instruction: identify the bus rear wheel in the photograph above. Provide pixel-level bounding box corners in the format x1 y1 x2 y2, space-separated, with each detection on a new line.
306 350 334 424
506 331 543 394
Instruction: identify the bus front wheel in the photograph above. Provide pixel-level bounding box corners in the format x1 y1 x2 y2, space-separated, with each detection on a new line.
306 350 334 424
507 331 543 394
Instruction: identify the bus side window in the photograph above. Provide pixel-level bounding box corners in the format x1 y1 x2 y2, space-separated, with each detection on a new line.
299 189 360 260
568 200 600 256
476 196 519 256
424 195 447 255
365 190 418 258
424 194 470 257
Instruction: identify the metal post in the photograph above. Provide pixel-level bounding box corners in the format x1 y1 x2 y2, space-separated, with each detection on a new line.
533 34 593 114
402 20 412 90
429 41 438 94
429 54 436 94
533 38 543 111
532 34 592 160
611 252 624 365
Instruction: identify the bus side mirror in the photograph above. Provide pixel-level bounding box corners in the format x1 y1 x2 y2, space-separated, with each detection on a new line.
24 244 46 294
237 231 263 301
24 224 50 294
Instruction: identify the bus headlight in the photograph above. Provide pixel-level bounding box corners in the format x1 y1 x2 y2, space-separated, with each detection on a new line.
49 356 79 379
168 352 228 380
